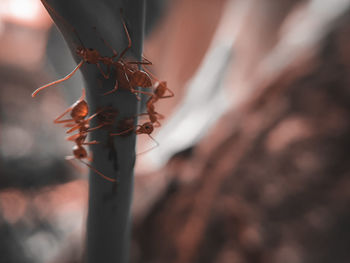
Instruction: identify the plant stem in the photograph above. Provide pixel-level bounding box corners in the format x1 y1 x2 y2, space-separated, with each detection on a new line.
41 0 145 262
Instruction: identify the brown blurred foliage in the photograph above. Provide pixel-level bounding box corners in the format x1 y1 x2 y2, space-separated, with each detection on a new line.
132 1 350 263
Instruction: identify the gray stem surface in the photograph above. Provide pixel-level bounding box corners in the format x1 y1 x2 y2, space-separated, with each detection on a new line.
42 0 145 262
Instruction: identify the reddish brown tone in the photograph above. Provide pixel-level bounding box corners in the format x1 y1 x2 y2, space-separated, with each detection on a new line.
54 88 116 182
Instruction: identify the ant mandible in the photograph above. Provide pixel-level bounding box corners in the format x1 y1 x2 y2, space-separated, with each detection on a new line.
55 88 116 182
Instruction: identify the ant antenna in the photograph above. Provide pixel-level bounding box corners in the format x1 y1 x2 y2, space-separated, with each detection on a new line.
137 134 159 155
78 159 116 182
92 26 118 57
32 60 84 97
118 9 132 60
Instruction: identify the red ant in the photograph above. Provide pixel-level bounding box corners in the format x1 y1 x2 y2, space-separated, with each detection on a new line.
135 68 174 127
143 67 174 104
109 69 174 154
54 88 116 182
97 12 154 100
110 118 159 155
32 0 117 97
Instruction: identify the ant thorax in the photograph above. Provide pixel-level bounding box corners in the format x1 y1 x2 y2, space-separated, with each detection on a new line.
114 62 130 89
75 134 87 145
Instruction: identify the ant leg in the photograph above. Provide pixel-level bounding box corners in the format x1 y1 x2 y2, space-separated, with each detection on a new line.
127 60 152 66
103 81 119 95
32 61 84 97
66 112 102 134
160 87 175 98
78 159 116 182
142 55 152 65
65 134 99 143
97 63 110 79
118 19 132 60
130 89 154 100
65 156 116 182
131 89 154 97
141 65 158 80
92 26 118 58
126 56 153 65
155 112 165 119
54 107 75 124
64 123 77 127
134 93 141 101
82 140 99 145
66 133 80 141
66 110 104 134
135 113 150 118
66 124 81 134
137 134 159 155
85 108 104 122
65 156 86 174
110 127 135 136
54 88 86 123
153 121 161 128
87 123 106 132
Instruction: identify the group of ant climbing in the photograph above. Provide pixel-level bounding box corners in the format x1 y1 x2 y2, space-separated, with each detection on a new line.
32 1 174 183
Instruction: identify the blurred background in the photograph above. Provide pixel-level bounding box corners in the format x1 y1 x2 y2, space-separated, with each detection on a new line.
1 0 350 262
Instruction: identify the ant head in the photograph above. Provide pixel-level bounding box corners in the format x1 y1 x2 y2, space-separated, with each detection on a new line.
76 46 85 57
138 122 154 135
155 81 167 94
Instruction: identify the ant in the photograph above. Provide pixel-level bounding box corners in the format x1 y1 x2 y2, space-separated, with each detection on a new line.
110 118 159 155
109 68 174 154
143 67 174 104
96 12 154 100
32 0 117 97
54 88 116 182
135 69 174 126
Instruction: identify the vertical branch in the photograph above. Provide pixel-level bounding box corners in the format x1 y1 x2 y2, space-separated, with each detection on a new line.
40 0 145 262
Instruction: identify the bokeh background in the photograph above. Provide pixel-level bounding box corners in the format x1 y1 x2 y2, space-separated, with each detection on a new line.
1 0 350 262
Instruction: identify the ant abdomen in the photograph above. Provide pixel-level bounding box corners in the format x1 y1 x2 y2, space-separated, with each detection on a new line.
71 101 89 120
129 70 152 88
73 145 88 159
